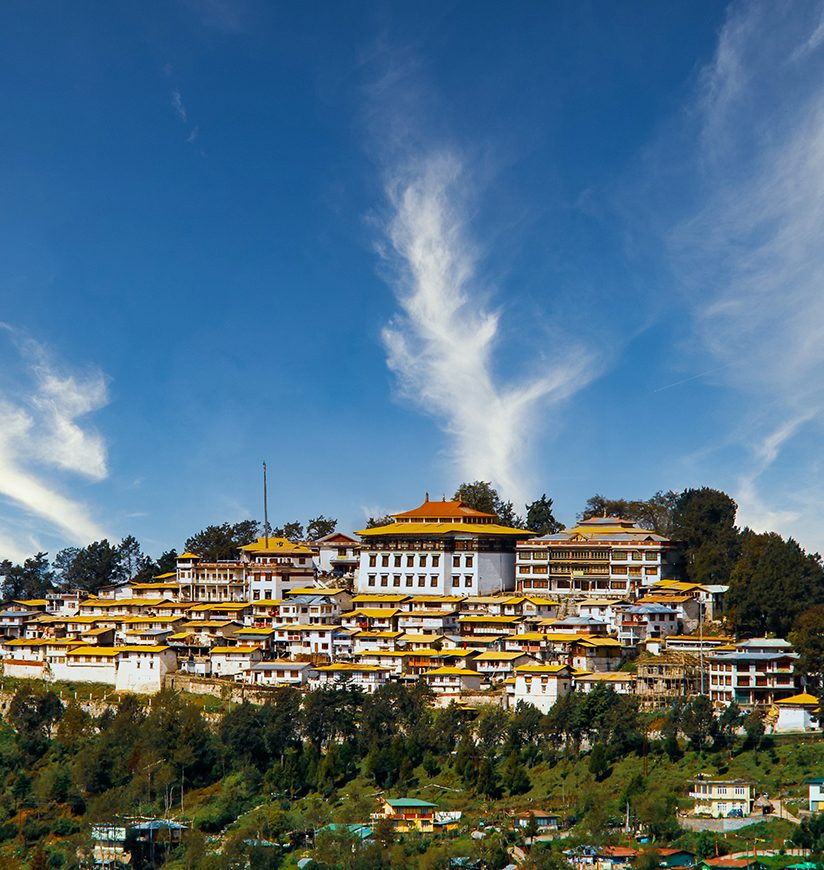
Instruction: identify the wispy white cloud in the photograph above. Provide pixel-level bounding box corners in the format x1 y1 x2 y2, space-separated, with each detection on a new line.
660 1 824 544
168 84 200 145
0 328 110 560
378 153 596 505
170 88 187 123
734 413 815 535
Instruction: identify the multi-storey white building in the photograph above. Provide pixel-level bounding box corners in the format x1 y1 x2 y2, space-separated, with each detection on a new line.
708 638 798 709
688 775 754 817
510 663 573 712
240 537 315 601
309 532 362 577
357 497 532 596
616 603 680 645
516 517 680 598
175 537 315 603
176 552 246 602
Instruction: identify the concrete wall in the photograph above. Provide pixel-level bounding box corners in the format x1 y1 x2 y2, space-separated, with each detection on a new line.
478 552 515 595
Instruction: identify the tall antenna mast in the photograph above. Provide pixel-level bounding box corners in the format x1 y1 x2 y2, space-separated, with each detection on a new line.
263 461 270 546
699 598 705 695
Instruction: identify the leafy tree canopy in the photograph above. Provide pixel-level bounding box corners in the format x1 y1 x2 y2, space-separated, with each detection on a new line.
454 481 522 526
64 539 124 594
52 547 80 586
155 548 179 575
273 520 305 541
307 515 338 540
728 530 824 637
789 604 824 688
525 494 564 535
184 520 261 561
579 490 679 535
273 515 339 541
0 551 54 599
671 487 740 583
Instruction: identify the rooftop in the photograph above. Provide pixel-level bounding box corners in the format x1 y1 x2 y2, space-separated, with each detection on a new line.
239 537 312 555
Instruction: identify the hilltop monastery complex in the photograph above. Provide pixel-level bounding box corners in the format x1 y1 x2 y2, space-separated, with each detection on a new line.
0 497 815 735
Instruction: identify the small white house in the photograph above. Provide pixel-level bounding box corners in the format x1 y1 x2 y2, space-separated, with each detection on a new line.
511 664 573 713
210 646 263 678
355 649 408 675
573 671 636 695
808 778 824 812
396 610 460 634
243 660 312 687
308 663 388 693
52 646 119 685
773 693 820 734
310 532 362 576
473 651 538 682
1 637 49 662
273 624 341 658
422 666 483 696
352 631 404 653
115 646 177 693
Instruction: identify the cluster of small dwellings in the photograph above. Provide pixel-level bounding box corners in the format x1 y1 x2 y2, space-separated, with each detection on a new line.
0 498 817 731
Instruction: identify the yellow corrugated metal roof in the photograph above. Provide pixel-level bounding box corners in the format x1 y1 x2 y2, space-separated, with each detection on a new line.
211 646 261 655
357 522 531 537
3 638 48 647
65 646 119 656
775 692 818 706
287 587 348 596
575 637 623 648
314 663 388 672
343 608 400 619
458 615 521 624
240 537 312 555
352 594 410 602
354 630 403 638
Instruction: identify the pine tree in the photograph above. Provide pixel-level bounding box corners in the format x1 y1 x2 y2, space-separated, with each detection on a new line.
502 750 531 795
475 756 501 798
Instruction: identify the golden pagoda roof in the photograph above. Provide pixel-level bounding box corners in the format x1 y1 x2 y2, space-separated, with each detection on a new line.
357 521 531 537
393 498 495 519
239 537 312 555
775 692 819 706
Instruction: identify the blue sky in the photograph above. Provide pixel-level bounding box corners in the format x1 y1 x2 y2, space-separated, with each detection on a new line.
3 1 824 561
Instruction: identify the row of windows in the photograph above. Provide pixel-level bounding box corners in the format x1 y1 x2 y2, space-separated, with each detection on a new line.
519 549 661 562
367 575 444 588
533 550 610 560
365 540 512 553
369 554 443 568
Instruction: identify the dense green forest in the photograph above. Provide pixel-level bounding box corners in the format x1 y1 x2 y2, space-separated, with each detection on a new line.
1 679 823 870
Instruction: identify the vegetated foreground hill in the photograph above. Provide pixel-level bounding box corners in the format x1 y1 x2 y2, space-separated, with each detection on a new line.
1 679 823 869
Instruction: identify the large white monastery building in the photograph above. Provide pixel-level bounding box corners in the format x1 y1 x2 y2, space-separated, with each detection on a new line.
355 496 532 596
